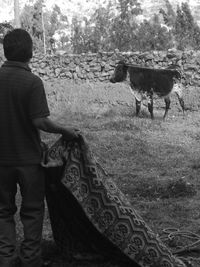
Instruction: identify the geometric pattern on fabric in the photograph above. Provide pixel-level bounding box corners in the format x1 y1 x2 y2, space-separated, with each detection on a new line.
43 136 186 267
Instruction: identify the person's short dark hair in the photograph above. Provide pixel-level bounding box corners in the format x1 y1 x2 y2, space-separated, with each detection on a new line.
3 28 33 62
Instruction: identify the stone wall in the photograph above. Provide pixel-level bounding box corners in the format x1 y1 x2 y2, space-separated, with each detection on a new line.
1 49 200 86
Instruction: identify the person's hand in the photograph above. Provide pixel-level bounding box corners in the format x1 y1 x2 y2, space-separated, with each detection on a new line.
62 127 81 141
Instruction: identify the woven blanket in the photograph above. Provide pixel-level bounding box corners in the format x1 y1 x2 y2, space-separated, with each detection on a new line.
43 136 186 267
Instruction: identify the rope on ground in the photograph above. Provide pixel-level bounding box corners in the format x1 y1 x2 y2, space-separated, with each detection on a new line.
160 228 200 266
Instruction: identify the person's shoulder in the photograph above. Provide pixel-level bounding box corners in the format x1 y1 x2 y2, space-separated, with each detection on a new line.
29 72 44 86
27 70 40 80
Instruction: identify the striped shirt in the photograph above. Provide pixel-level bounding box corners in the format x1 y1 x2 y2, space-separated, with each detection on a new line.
0 61 50 165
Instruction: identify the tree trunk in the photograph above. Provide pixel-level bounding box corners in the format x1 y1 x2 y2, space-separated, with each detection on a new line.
14 0 21 28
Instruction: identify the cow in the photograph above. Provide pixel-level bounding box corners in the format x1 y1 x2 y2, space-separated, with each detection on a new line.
110 61 185 119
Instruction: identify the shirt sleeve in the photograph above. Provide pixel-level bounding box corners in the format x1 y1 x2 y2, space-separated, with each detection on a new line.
29 76 50 119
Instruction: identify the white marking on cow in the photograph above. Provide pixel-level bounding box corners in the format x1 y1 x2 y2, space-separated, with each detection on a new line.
171 82 183 98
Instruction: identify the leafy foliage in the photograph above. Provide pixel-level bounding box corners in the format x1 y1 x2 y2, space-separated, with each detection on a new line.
20 0 44 51
0 22 13 43
70 17 89 53
90 5 113 51
136 15 173 51
109 0 141 51
70 3 114 53
18 0 200 53
20 1 69 52
174 3 200 50
70 0 200 53
159 0 176 27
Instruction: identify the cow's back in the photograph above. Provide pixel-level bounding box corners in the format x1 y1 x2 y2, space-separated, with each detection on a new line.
128 67 180 97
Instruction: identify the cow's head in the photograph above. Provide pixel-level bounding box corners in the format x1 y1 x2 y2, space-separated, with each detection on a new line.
110 61 128 83
166 65 182 82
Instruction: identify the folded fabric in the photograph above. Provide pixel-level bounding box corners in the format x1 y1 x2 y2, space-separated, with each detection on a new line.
43 135 186 267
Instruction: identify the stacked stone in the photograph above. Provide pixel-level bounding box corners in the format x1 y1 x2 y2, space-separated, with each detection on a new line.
1 49 200 85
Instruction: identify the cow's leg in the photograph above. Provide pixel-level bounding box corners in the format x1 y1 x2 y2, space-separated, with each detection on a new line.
175 92 185 115
163 96 170 120
147 94 154 119
135 98 141 117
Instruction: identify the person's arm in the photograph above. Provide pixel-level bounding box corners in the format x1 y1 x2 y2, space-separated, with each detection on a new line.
32 117 80 141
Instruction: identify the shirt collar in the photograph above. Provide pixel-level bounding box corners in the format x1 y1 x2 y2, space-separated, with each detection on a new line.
2 61 31 72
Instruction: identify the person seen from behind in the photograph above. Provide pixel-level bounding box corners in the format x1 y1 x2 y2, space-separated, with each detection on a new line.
0 28 80 267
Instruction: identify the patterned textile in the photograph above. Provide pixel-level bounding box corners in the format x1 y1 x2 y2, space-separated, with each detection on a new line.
43 136 186 267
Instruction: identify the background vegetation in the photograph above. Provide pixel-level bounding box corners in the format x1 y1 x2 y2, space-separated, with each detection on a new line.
1 0 200 53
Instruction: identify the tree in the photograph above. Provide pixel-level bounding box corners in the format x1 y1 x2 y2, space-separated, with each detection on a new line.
109 0 142 51
20 2 70 52
47 5 62 37
159 0 176 27
20 0 44 51
89 4 113 51
70 1 114 53
32 0 43 39
14 0 21 27
192 24 200 49
136 15 173 51
20 4 34 33
60 34 69 49
0 22 13 43
70 17 85 53
174 2 200 50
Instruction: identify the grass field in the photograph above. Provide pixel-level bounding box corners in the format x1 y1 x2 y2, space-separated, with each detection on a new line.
16 80 200 266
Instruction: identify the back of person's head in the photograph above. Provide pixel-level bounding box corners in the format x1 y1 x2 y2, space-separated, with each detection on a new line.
3 28 33 62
